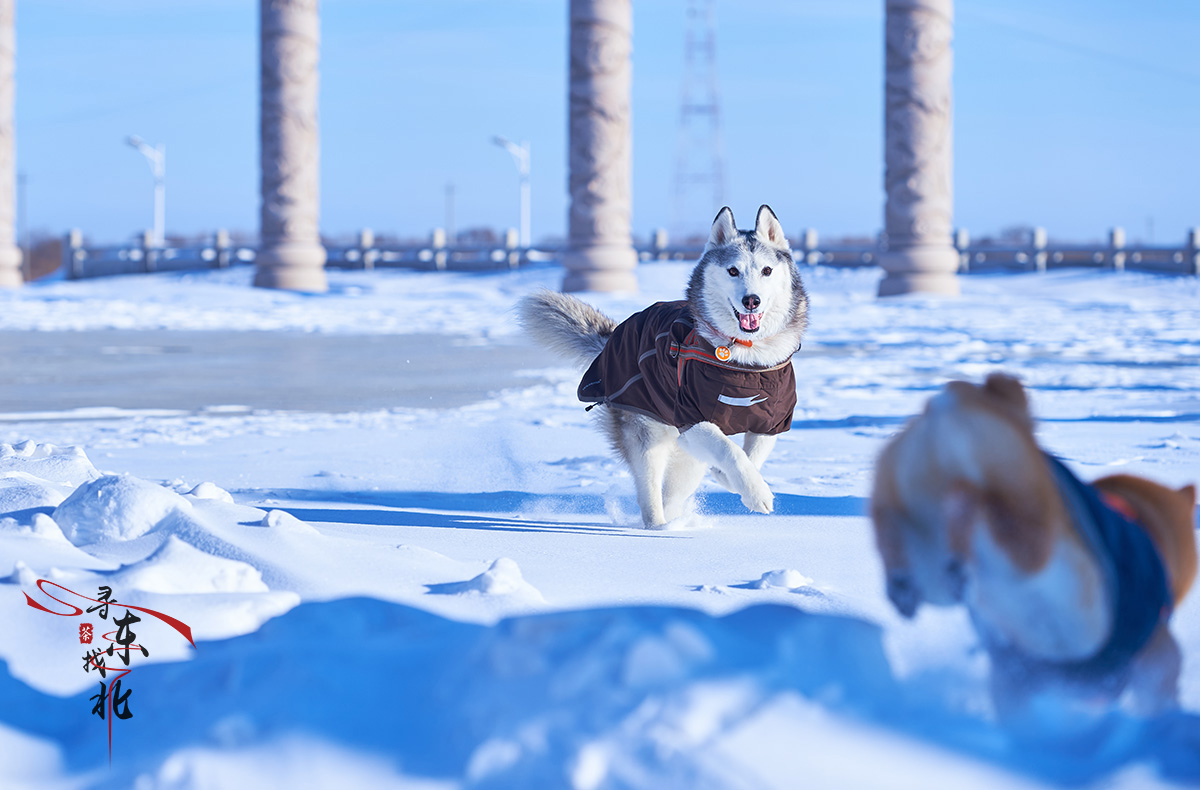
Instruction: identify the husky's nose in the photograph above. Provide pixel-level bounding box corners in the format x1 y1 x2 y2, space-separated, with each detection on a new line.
742 294 760 311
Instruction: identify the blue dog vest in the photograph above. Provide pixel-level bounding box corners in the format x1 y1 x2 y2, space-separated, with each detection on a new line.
993 455 1173 684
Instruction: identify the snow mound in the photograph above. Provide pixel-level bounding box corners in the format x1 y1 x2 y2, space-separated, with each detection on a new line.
428 558 545 602
260 509 320 535
115 536 270 594
0 559 37 585
27 513 70 541
185 482 235 504
0 472 70 523
52 474 193 545
0 441 99 487
752 569 815 591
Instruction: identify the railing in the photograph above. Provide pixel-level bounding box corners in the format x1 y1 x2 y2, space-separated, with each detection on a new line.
62 228 544 280
635 234 884 267
62 229 249 279
639 226 1200 276
60 225 1200 280
951 228 1200 275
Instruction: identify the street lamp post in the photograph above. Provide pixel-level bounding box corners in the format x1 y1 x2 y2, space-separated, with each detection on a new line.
126 135 165 247
492 135 530 248
17 170 25 279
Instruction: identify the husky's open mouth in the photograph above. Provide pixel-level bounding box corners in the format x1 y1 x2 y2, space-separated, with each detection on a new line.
734 309 761 333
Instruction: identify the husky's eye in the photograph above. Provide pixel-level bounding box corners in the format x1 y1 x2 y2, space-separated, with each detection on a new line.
727 267 739 277
762 267 773 276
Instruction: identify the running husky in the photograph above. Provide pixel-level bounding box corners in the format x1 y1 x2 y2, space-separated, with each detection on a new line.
520 205 808 528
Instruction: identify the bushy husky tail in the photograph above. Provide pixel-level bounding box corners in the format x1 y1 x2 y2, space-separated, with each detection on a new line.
518 289 616 369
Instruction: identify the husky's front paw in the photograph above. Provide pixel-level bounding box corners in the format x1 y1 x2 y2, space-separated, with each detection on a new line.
739 475 774 515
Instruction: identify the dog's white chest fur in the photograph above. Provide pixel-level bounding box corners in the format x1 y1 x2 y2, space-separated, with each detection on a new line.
967 523 1112 661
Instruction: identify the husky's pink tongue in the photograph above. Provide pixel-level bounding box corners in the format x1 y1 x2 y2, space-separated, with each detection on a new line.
739 312 760 332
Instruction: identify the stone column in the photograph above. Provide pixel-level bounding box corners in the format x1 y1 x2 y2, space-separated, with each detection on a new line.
0 1 20 289
563 0 637 293
878 0 959 297
254 0 327 292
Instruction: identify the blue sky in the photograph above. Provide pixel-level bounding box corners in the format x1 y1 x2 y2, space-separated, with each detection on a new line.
15 0 1200 244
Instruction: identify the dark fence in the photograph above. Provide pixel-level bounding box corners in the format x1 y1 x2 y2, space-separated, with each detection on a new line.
60 226 1200 280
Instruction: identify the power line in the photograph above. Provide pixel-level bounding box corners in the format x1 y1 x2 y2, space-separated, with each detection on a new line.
961 9 1200 87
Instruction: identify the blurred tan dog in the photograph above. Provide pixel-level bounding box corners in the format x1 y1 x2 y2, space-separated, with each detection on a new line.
871 374 1197 715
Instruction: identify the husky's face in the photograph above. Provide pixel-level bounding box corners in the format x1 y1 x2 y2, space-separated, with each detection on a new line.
687 205 806 345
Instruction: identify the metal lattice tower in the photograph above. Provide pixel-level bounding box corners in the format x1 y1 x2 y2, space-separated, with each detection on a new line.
671 0 726 240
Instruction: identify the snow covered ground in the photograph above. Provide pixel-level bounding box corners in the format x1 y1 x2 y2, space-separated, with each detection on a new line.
0 263 1198 789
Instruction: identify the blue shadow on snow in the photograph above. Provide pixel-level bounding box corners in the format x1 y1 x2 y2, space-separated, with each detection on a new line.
249 489 867 535
2 599 1200 787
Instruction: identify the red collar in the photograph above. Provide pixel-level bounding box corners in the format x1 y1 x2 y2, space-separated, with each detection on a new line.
1100 491 1138 522
694 317 753 349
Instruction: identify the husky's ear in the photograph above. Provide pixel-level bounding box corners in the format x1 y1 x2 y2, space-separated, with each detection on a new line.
754 204 788 248
1179 484 1196 508
704 207 737 252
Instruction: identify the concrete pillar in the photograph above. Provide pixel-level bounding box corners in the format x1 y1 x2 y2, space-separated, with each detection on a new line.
563 0 637 293
504 228 520 269
215 229 231 268
431 228 447 271
1031 226 1048 272
651 228 669 259
358 227 377 270
140 229 157 272
254 0 327 293
878 0 959 297
64 228 83 280
799 228 819 265
0 1 20 288
1108 226 1126 272
953 227 969 271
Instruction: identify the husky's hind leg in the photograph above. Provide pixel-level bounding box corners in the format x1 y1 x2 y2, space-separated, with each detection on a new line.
628 439 673 528
603 409 677 528
743 432 777 469
662 446 707 522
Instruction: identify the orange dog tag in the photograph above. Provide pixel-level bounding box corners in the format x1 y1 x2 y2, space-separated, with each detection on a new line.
715 346 731 361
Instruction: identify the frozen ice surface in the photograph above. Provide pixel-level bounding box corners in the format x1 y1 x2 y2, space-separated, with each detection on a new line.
0 263 1198 789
